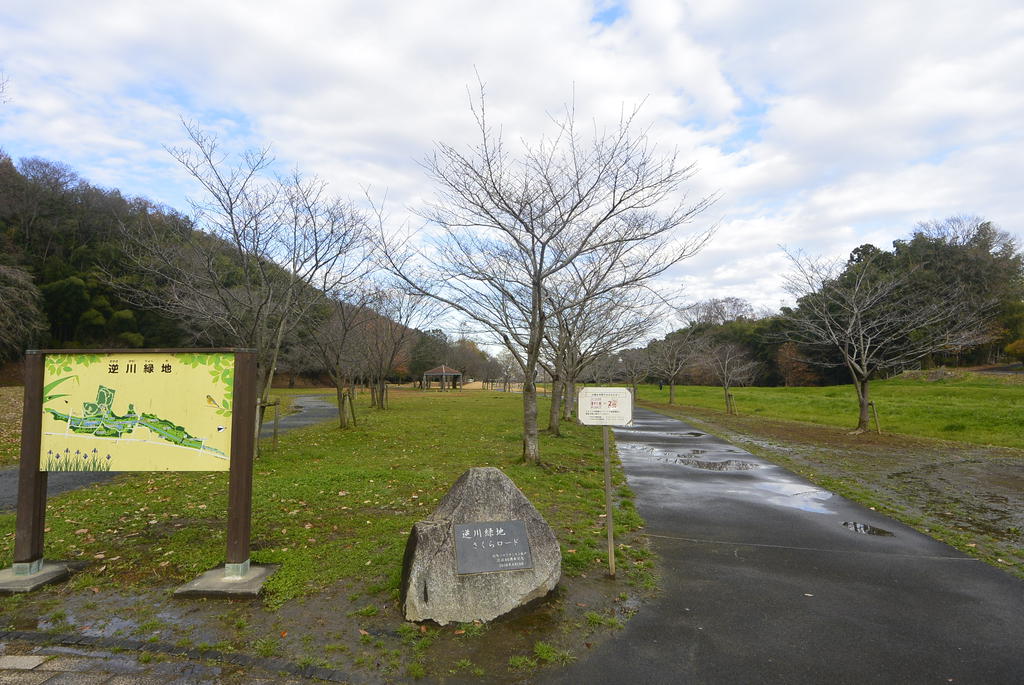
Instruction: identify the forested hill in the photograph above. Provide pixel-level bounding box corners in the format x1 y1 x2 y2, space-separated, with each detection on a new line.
0 152 189 357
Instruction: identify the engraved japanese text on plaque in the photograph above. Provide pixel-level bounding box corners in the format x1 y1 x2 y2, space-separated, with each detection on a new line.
454 520 533 575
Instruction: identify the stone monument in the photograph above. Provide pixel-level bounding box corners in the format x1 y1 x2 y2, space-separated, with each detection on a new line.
400 467 561 625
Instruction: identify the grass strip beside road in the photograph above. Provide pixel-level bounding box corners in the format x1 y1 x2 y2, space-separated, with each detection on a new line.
0 389 650 609
637 371 1024 449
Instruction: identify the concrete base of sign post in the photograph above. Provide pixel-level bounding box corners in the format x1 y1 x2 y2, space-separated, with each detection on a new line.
173 563 278 599
0 561 71 594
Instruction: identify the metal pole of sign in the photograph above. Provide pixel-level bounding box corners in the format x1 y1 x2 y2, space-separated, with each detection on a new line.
603 424 616 579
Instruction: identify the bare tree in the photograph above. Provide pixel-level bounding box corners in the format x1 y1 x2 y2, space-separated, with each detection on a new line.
782 248 995 432
648 328 700 404
382 89 714 463
0 265 46 358
542 285 664 434
357 286 442 409
618 347 651 408
305 290 377 427
696 340 760 414
683 296 756 326
118 122 369 434
494 350 521 391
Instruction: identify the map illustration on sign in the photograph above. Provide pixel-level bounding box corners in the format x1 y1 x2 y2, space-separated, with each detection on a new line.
39 352 234 472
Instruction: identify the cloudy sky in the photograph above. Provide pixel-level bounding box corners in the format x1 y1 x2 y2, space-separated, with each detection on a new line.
2 0 1022 314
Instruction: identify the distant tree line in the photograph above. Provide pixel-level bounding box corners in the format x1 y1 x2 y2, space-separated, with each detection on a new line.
0 153 191 353
0 146 507 421
584 217 1023 429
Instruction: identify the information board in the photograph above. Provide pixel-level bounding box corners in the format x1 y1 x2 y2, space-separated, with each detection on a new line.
577 387 633 426
454 520 533 574
39 351 234 471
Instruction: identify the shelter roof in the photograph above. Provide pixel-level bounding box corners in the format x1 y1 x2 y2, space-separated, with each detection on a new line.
423 365 462 376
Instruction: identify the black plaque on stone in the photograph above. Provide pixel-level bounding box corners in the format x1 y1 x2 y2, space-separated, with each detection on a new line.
454 520 532 575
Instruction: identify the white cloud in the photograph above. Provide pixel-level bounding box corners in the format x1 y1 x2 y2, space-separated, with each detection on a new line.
1 0 1021 313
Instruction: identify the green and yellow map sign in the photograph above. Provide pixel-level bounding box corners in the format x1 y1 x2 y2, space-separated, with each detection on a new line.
39 352 235 472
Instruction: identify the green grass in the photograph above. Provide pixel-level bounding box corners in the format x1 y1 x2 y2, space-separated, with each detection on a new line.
533 640 576 665
0 389 639 609
0 387 22 468
638 372 1024 448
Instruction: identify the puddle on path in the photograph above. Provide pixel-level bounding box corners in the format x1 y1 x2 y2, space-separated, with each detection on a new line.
654 456 760 472
842 522 895 536
739 483 836 514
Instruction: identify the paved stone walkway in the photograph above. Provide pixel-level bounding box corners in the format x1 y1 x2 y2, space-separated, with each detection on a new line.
0 643 316 683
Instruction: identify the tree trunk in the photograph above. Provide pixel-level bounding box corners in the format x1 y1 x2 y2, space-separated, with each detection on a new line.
855 377 871 431
563 377 576 420
669 381 676 404
522 379 540 464
348 381 358 426
336 384 349 429
548 377 563 436
631 383 638 411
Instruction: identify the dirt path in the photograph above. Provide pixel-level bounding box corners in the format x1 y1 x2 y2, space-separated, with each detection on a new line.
639 401 1024 579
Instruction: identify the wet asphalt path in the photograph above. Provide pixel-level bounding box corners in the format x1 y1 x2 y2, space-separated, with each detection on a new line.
0 394 339 511
543 408 1024 684
258 393 338 439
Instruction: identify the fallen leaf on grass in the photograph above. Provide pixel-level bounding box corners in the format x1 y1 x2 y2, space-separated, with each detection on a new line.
419 625 428 633
280 631 288 638
453 630 465 635
358 629 369 636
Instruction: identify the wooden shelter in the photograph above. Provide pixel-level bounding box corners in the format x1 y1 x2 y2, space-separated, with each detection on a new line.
423 364 463 391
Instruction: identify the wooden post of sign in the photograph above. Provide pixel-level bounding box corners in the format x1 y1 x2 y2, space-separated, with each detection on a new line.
578 386 632 581
603 424 616 579
175 348 276 597
226 349 257 576
14 352 46 571
0 352 71 593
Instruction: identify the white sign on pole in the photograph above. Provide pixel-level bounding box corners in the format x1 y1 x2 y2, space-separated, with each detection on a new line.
577 387 633 426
